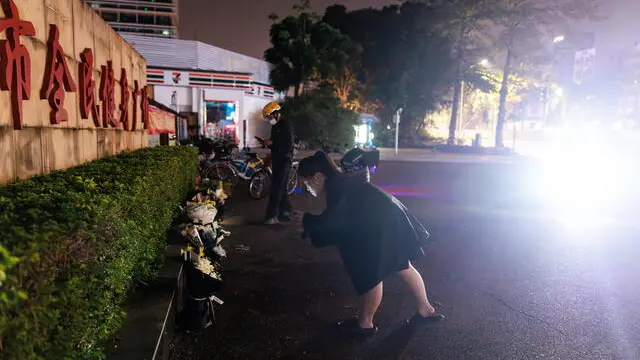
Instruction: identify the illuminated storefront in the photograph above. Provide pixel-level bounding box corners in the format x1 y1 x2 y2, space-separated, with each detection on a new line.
205 100 238 140
123 35 283 148
355 114 378 147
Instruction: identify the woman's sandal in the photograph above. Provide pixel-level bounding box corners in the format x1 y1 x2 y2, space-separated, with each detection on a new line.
336 317 379 336
406 312 446 326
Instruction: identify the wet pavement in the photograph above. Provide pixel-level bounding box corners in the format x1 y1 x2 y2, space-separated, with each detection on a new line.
171 160 640 360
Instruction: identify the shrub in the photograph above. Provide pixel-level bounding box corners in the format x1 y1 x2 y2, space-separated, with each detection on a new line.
281 85 359 149
0 146 198 360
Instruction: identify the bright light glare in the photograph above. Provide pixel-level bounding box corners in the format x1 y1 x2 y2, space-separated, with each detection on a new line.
553 35 565 43
531 132 629 214
554 87 564 97
478 59 490 67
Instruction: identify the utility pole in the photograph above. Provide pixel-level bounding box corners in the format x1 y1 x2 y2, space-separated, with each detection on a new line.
395 108 403 156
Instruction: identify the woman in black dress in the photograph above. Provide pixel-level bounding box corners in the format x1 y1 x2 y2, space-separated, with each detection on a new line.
294 151 444 335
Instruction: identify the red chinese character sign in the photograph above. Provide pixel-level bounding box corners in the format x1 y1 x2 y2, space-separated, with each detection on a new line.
41 24 77 125
131 80 140 130
99 60 116 128
0 0 36 130
119 68 130 130
78 48 100 127
140 85 150 130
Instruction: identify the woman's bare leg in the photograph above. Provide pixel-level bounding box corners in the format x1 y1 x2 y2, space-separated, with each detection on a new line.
397 262 436 317
358 282 383 328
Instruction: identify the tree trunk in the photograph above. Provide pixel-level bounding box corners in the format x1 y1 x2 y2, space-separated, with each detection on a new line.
496 42 513 148
448 23 465 145
449 79 463 145
294 83 301 97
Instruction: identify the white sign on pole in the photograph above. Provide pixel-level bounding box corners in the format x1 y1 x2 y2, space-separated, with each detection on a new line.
573 48 596 84
395 108 403 156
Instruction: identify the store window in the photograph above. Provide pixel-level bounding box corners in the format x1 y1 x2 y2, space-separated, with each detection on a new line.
102 12 118 22
156 16 172 26
139 14 154 25
205 101 238 141
119 14 136 23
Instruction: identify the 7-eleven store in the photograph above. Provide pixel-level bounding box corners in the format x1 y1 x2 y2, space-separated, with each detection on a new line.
146 67 279 148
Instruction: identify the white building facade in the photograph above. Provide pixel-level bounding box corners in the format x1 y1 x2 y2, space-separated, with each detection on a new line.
122 34 282 148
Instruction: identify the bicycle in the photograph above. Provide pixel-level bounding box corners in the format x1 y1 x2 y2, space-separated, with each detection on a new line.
246 136 299 200
248 161 298 200
202 152 265 186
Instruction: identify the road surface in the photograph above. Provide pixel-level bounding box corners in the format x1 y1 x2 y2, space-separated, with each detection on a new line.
171 160 640 360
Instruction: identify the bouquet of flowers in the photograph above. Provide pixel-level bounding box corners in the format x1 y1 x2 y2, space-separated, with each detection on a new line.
180 224 205 249
185 202 218 225
177 174 236 332
182 246 224 296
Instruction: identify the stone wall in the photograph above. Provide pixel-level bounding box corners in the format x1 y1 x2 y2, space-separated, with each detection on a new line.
0 0 148 184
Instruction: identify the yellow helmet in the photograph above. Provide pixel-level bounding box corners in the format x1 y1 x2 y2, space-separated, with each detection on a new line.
262 101 281 118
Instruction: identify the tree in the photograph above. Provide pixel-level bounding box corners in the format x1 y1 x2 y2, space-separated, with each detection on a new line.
264 2 353 97
415 0 495 144
323 3 462 142
280 85 359 148
488 0 604 147
264 14 316 97
322 5 379 113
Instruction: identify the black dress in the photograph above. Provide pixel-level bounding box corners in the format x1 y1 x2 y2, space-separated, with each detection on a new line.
302 171 431 295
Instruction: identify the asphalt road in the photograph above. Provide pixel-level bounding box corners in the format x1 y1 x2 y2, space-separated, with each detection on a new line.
171 160 640 360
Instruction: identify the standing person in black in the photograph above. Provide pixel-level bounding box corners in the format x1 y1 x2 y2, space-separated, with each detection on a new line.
261 102 294 224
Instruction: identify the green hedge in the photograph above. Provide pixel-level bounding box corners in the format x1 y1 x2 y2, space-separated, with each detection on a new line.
0 146 198 360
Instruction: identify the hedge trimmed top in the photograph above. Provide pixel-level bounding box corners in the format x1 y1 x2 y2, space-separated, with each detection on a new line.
0 146 198 360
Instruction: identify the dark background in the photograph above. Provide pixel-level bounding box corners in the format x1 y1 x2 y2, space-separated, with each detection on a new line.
178 0 639 69
178 0 393 58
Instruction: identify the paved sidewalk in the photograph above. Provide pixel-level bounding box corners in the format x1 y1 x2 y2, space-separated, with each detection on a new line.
170 191 457 360
169 160 640 360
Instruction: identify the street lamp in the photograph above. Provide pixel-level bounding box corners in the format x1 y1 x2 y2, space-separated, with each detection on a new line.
553 35 565 43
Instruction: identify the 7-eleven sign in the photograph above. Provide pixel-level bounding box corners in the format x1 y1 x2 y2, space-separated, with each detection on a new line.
168 71 189 86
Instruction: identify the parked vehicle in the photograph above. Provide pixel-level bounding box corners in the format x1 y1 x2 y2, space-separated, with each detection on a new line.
203 152 265 186
246 136 298 200
248 161 299 200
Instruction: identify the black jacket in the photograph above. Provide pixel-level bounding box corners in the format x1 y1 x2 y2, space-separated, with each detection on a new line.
269 119 294 162
302 171 430 295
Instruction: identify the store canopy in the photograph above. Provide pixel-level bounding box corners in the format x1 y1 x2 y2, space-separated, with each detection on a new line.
360 114 379 124
148 99 180 135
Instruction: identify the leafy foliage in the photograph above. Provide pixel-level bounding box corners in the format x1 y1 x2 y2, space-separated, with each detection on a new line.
280 85 359 149
0 146 198 359
264 4 354 97
486 0 604 146
323 3 461 136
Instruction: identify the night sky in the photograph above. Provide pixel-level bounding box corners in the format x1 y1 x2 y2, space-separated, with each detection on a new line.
178 0 394 59
179 0 639 67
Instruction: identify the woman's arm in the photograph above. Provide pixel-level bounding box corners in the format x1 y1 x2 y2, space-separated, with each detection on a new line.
302 195 348 248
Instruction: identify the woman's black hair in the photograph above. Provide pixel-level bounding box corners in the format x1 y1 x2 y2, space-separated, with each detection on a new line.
298 151 341 178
